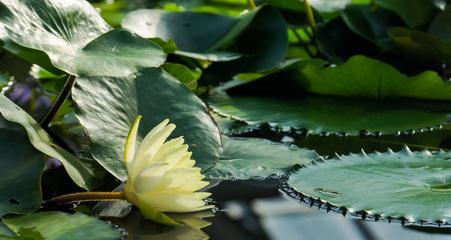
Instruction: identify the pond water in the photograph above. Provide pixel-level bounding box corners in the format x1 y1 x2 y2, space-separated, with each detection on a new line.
91 127 451 240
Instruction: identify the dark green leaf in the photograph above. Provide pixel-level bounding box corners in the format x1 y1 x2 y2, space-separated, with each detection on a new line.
73 68 222 180
389 27 451 64
375 0 441 28
209 93 451 136
0 129 44 216
206 136 316 180
0 94 95 189
342 5 403 49
3 212 121 240
284 148 451 225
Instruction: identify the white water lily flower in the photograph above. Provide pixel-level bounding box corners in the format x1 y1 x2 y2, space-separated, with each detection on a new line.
123 115 213 225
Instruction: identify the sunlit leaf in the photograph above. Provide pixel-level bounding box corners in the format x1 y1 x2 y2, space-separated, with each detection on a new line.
299 55 451 101
0 0 165 76
3 212 121 240
72 68 222 180
283 148 451 225
205 136 316 180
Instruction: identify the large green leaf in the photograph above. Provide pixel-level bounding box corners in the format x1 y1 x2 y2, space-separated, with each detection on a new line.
3 212 121 239
375 0 442 28
0 94 95 189
123 6 288 73
0 129 44 216
428 4 451 42
299 55 451 101
72 68 222 180
205 136 316 180
209 94 451 136
283 148 451 225
0 0 165 76
122 9 240 52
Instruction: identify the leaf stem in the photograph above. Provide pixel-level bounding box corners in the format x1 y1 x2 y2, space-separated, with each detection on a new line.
39 74 76 128
48 192 126 205
247 0 257 9
304 0 317 28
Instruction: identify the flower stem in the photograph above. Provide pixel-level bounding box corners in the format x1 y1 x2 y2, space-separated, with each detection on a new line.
247 0 257 9
39 74 76 128
48 192 126 205
304 0 317 28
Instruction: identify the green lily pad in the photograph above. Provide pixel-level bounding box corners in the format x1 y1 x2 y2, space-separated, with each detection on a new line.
0 0 165 76
3 212 121 240
209 94 451 136
0 94 95 189
72 68 222 180
299 55 451 101
0 129 44 216
205 136 317 180
283 148 451 225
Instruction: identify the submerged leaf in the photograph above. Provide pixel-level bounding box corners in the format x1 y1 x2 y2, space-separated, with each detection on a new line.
73 68 222 180
283 148 451 225
206 136 316 180
209 94 451 136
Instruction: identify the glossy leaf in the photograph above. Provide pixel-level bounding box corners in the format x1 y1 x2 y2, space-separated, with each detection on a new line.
0 0 165 76
209 94 451 136
0 129 44 216
3 212 121 240
299 55 451 101
205 136 316 180
72 68 222 180
122 9 240 52
284 148 451 225
0 94 95 189
162 63 200 90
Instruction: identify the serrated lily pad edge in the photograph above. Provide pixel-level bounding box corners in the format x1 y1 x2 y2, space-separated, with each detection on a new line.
210 106 451 138
279 147 451 227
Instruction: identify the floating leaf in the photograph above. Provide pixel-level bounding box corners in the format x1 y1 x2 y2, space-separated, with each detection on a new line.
3 212 121 240
283 148 451 225
73 68 222 180
0 94 95 189
0 129 44 216
209 94 451 136
0 0 165 76
299 55 451 101
205 136 316 180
